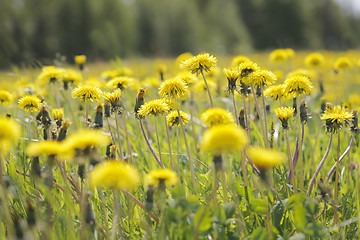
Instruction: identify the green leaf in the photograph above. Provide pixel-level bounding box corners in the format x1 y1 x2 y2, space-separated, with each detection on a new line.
223 202 236 219
247 227 267 240
271 201 284 229
294 204 307 231
193 206 213 234
286 193 306 210
251 199 267 215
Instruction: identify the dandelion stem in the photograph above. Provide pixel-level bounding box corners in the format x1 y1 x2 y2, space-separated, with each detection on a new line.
106 118 121 158
154 116 162 163
325 134 355 181
232 91 239 125
164 114 174 170
285 131 296 192
200 69 215 107
124 190 159 224
177 109 197 193
122 112 133 163
307 134 333 196
139 119 165 169
114 114 124 159
251 85 267 148
0 156 14 239
261 88 269 147
85 102 89 128
334 131 341 224
243 98 251 143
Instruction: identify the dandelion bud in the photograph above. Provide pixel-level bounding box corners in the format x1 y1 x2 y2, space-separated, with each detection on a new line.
104 102 111 118
300 100 309 124
239 108 246 129
94 103 103 129
134 88 147 118
57 120 71 141
351 110 358 132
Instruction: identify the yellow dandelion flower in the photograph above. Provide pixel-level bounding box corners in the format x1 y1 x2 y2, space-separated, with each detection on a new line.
201 124 248 155
158 78 188 99
74 55 87 65
36 66 65 84
103 89 121 105
285 48 295 59
284 75 313 97
247 147 286 170
239 62 259 78
146 168 178 187
175 52 193 67
264 84 287 100
52 108 64 121
65 129 111 151
286 69 317 81
334 57 352 70
137 99 170 117
200 108 234 128
142 77 161 88
106 76 133 90
305 53 325 68
101 70 118 80
181 53 217 75
270 49 288 62
162 98 180 110
223 67 240 91
62 69 83 85
274 107 295 129
157 64 167 74
72 84 103 102
0 118 21 154
166 110 189 127
193 80 216 95
89 160 139 191
321 105 353 133
245 69 277 87
26 141 65 157
0 90 12 105
176 71 198 86
231 55 251 67
115 67 133 77
18 95 42 112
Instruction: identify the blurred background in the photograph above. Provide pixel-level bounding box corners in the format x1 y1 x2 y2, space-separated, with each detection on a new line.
1 0 360 68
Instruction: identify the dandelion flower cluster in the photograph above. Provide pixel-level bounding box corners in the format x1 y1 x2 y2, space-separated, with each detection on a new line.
158 78 188 99
166 110 189 127
247 147 286 170
145 168 178 187
200 108 234 128
18 95 42 112
89 161 140 191
137 99 170 117
201 124 248 155
181 53 217 75
72 84 103 102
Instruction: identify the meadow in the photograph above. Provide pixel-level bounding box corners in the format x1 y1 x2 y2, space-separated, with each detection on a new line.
0 50 359 239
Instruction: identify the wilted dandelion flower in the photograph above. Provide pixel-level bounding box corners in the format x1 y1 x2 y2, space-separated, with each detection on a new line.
334 57 352 70
106 76 133 90
223 67 240 92
247 147 286 170
305 53 325 68
72 84 103 102
0 118 21 153
89 160 139 191
200 108 234 128
167 110 189 127
231 55 251 66
0 90 12 105
137 99 170 117
65 129 111 151
181 53 217 75
264 84 287 100
274 107 295 129
284 75 313 97
158 78 188 99
18 95 42 112
245 69 277 87
270 49 288 62
145 168 178 187
321 105 353 133
201 124 248 155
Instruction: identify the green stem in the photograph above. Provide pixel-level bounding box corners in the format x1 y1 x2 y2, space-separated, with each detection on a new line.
114 114 124 159
164 115 174 170
261 88 269 148
251 85 267 148
334 131 340 224
107 118 121 158
200 69 215 107
154 116 162 162
232 92 239 125
122 112 132 163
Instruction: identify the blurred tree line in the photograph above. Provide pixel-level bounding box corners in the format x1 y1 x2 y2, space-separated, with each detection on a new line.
0 0 359 67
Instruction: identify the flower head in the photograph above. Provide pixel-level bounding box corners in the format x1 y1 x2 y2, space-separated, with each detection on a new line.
269 49 288 62
18 95 42 112
200 108 234 128
26 141 65 157
65 129 111 153
264 84 287 100
286 69 317 81
74 55 87 65
167 110 190 127
72 84 103 102
37 66 65 84
0 118 21 154
334 57 352 70
305 53 325 68
62 69 83 87
89 161 139 191
0 90 12 105
321 105 353 133
201 124 248 155
274 107 295 129
158 78 188 99
231 55 251 66
175 72 198 86
223 67 240 92
284 75 313 97
52 108 64 121
247 147 286 170
106 76 133 90
245 69 277 87
137 99 170 117
181 53 217 75
239 62 260 79
161 98 180 110
145 169 178 188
